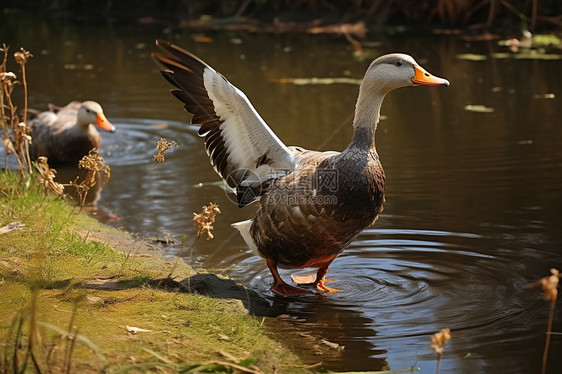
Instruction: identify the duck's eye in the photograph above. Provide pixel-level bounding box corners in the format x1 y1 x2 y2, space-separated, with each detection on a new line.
396 60 403 67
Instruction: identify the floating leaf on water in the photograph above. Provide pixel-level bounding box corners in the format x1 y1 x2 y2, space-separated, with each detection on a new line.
532 34 562 46
273 77 362 85
464 104 494 113
193 180 230 192
492 52 562 60
457 53 487 61
320 338 344 350
533 93 555 99
457 352 473 360
193 35 213 43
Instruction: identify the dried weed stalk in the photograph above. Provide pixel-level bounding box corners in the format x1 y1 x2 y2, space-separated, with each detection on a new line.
193 202 221 240
529 268 560 374
430 327 451 374
167 203 221 282
0 44 33 175
153 137 178 167
35 156 65 198
65 149 110 207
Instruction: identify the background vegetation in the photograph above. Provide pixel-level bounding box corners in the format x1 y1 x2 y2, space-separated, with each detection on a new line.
1 0 561 33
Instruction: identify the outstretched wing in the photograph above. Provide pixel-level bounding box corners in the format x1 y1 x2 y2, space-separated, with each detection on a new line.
153 40 296 206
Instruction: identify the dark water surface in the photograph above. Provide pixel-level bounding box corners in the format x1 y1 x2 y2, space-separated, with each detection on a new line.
2 12 562 373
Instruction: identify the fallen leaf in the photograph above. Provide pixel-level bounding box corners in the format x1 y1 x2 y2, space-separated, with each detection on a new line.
0 222 25 235
272 77 362 85
532 34 562 45
320 339 344 350
492 52 562 60
464 104 494 113
533 93 555 99
193 35 213 43
86 295 104 306
126 325 153 334
457 53 487 61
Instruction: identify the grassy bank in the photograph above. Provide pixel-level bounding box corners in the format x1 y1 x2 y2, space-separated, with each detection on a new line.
0 170 310 373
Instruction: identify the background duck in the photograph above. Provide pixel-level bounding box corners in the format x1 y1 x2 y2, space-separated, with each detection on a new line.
153 40 449 297
29 100 115 164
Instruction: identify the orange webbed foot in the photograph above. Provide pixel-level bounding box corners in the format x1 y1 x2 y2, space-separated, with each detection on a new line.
271 282 313 297
290 275 341 293
316 279 342 293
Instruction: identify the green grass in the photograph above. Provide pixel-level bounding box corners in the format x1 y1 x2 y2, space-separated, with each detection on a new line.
0 170 310 373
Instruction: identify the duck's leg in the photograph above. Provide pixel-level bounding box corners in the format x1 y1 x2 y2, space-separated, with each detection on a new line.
315 265 341 293
266 257 312 296
291 265 341 293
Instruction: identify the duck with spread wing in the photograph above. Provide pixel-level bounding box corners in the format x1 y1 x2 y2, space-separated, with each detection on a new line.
153 40 449 296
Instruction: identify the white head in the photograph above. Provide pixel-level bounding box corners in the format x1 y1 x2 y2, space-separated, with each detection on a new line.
77 101 115 132
353 53 449 128
362 53 450 95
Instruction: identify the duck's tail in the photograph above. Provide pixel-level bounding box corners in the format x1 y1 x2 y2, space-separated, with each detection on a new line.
231 219 260 257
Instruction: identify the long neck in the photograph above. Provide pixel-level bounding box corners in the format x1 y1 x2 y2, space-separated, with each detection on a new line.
345 87 386 154
72 121 93 135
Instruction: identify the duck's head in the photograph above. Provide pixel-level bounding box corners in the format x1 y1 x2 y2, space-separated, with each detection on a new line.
362 53 450 95
78 101 115 132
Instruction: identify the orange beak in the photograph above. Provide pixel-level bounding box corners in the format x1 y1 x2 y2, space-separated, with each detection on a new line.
412 65 450 87
96 112 116 132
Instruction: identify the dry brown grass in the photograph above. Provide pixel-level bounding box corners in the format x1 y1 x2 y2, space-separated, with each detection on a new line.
0 44 33 175
529 268 560 374
430 328 451 374
35 156 65 198
153 137 178 167
65 149 111 207
193 202 221 240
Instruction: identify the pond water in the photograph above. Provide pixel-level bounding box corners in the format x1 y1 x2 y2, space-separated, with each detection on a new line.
2 12 562 373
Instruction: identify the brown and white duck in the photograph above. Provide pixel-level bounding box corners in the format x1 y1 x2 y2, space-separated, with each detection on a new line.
153 40 449 297
29 101 115 164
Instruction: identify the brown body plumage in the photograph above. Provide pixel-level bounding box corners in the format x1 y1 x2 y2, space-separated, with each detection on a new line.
29 101 115 164
153 40 449 296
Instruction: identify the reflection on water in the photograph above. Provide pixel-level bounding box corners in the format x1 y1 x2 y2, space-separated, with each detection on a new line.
2 12 562 373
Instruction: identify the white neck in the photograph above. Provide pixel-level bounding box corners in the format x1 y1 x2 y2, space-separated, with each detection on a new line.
347 85 387 152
